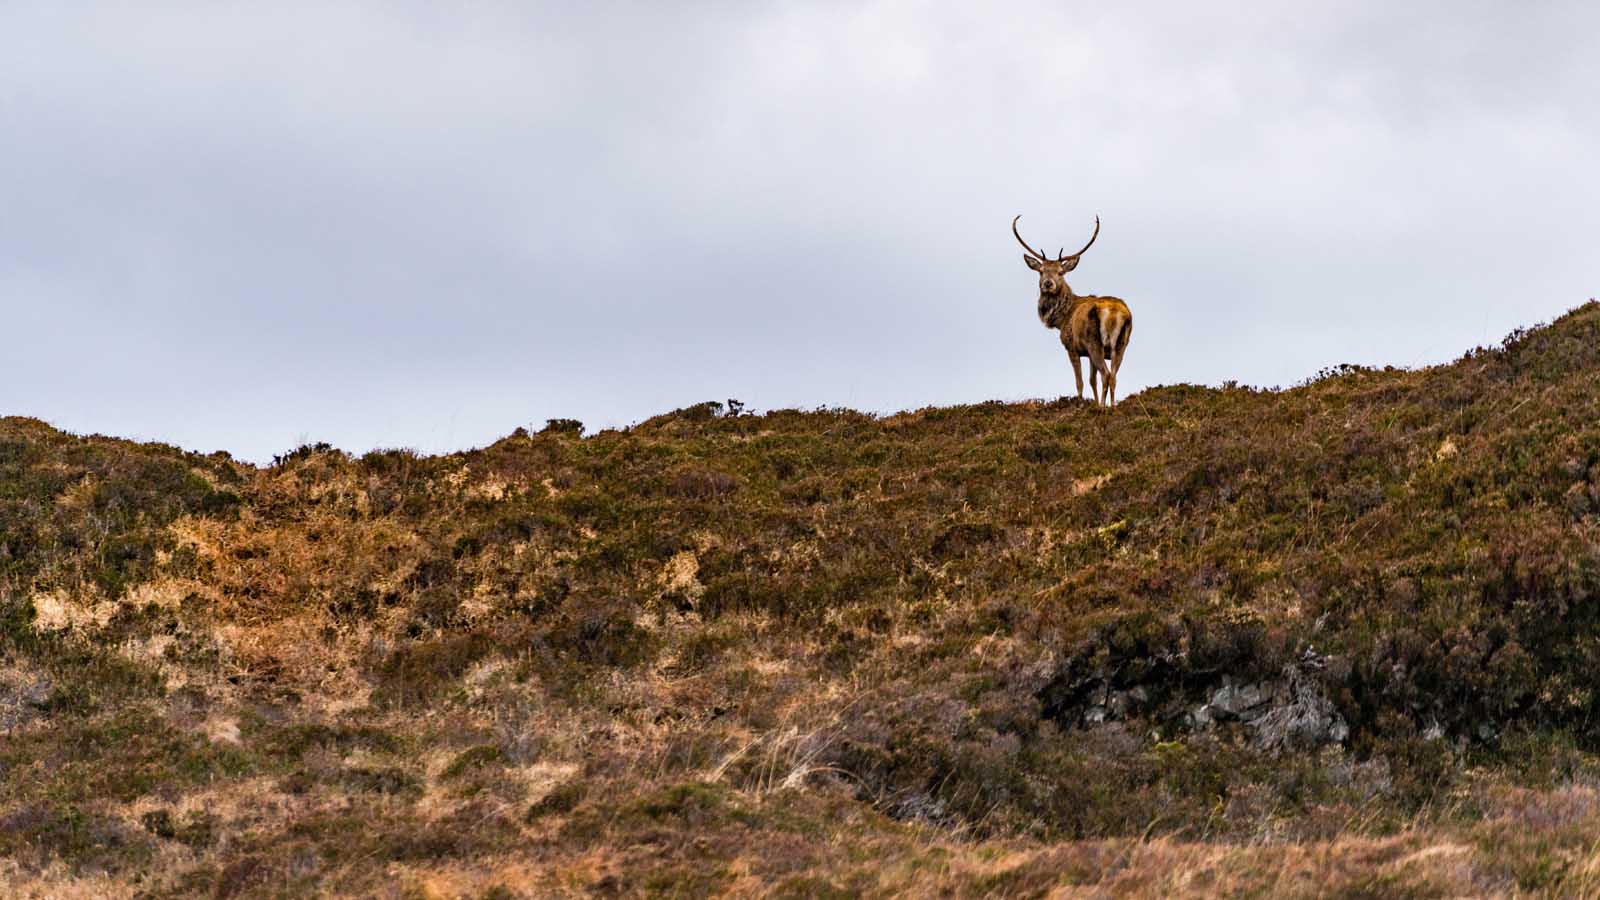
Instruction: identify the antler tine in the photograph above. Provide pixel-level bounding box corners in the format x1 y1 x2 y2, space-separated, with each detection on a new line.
1011 215 1046 260
1066 215 1101 259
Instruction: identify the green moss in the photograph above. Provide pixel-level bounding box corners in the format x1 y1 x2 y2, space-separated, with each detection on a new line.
0 711 255 807
0 803 156 873
443 744 506 779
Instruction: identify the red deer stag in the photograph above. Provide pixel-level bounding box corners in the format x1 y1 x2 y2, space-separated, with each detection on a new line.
1013 215 1133 408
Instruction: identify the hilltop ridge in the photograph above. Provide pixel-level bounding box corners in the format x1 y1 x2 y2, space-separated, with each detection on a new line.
4 301 1600 897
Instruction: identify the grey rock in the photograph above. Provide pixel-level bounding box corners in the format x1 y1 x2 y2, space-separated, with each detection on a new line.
1250 666 1348 752
1236 683 1268 714
893 792 950 825
1107 686 1149 717
1210 682 1269 720
1208 685 1237 719
1329 717 1351 743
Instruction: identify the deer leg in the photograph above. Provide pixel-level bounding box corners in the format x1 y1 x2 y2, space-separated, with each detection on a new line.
1108 347 1124 407
1069 351 1084 400
1088 342 1108 407
1108 321 1130 408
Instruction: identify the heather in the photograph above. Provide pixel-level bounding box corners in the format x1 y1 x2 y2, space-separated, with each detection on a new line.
4 302 1600 897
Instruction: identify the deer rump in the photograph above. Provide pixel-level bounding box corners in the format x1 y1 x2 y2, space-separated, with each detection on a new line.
1063 296 1132 367
1057 296 1133 407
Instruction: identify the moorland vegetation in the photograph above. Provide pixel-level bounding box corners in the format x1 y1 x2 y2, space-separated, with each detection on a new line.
4 302 1600 896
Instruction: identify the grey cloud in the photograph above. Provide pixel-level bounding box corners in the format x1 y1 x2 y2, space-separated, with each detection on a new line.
3 2 1596 461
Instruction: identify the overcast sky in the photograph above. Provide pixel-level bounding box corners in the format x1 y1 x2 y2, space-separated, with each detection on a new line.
3 2 1596 462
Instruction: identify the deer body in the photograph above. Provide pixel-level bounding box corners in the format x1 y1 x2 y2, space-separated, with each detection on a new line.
1040 291 1133 406
1014 215 1133 407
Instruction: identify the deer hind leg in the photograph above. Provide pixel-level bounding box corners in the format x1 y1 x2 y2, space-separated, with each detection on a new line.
1087 341 1109 408
1108 317 1131 408
1102 343 1116 407
1106 348 1118 407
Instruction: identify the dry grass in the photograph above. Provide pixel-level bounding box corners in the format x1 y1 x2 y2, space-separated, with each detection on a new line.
2 302 1600 896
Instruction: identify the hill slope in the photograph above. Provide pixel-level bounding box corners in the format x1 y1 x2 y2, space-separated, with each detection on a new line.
4 301 1600 897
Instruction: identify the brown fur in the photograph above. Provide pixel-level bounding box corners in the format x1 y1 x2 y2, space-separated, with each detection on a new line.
1061 294 1133 407
1017 216 1133 408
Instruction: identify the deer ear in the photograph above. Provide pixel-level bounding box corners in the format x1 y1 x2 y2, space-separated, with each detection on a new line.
1061 256 1080 272
1024 255 1043 271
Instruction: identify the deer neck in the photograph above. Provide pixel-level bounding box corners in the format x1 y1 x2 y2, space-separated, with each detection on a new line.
1037 285 1078 329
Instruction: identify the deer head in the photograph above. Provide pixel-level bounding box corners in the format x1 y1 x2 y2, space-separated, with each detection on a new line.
1013 215 1100 297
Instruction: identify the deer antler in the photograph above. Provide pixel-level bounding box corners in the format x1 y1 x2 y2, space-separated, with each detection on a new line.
1012 216 1046 261
1064 216 1100 260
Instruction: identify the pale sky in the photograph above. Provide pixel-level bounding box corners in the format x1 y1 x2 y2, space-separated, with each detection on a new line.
3 2 1596 461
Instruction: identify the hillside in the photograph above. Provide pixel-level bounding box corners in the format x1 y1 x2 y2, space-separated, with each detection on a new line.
4 301 1600 897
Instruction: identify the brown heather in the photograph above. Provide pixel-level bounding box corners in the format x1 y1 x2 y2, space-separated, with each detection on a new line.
4 301 1600 897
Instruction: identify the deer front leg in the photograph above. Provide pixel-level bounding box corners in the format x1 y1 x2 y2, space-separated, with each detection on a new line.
1069 351 1085 400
